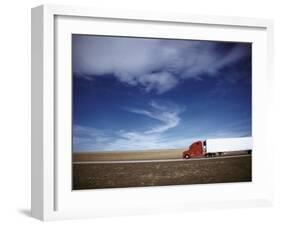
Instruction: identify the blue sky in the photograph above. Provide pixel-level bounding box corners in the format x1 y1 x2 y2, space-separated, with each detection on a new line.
72 35 252 152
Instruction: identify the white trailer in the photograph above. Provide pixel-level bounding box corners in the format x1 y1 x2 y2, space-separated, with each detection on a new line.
204 137 252 157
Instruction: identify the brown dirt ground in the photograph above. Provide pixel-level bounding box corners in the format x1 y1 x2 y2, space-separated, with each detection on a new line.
72 155 252 190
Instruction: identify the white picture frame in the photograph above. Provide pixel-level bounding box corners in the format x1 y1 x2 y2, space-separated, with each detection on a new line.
31 4 274 221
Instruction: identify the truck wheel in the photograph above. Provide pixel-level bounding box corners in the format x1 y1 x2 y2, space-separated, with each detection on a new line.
185 154 190 159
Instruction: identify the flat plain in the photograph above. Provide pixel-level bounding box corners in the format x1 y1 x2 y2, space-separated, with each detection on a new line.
73 148 185 162
72 150 252 190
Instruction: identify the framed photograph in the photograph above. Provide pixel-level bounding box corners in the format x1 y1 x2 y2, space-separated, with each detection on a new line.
31 4 274 221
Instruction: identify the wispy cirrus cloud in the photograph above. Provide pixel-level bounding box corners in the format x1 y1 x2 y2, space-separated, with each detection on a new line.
73 36 251 94
73 101 186 151
126 101 182 134
73 125 115 151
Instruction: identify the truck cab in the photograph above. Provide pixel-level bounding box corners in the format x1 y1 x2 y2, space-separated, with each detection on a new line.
182 141 206 159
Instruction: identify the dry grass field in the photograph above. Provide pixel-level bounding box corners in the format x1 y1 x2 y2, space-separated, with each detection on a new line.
72 150 252 190
73 148 185 162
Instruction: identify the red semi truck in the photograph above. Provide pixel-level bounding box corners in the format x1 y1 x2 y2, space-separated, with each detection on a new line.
182 137 252 159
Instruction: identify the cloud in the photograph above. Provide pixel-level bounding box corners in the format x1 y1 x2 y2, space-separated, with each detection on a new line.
73 101 187 151
73 36 251 94
137 72 179 94
73 125 114 150
126 101 182 134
